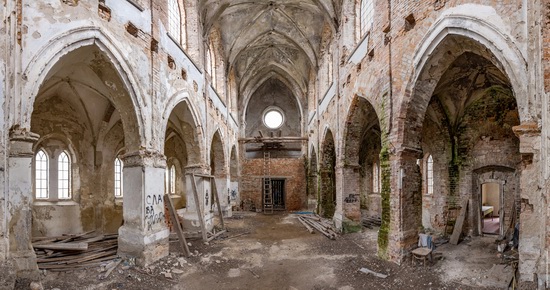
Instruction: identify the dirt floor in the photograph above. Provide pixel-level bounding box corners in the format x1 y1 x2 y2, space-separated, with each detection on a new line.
8 212 523 290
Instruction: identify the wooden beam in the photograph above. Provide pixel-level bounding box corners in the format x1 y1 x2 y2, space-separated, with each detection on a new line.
211 178 225 229
238 137 308 144
450 199 469 245
190 173 208 242
164 194 190 257
34 243 88 251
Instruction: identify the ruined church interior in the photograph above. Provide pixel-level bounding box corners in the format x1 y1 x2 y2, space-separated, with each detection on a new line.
0 0 548 289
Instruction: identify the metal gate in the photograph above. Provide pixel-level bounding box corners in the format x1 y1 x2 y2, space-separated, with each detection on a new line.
271 179 285 210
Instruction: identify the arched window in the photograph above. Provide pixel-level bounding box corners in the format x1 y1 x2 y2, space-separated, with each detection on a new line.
165 167 170 194
327 49 333 86
58 151 71 199
360 0 374 36
114 157 123 198
168 0 181 44
426 155 434 195
207 46 216 89
372 162 380 193
35 150 49 199
170 165 176 194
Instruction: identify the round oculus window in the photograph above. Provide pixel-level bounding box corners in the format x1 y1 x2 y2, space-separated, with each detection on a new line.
263 109 284 129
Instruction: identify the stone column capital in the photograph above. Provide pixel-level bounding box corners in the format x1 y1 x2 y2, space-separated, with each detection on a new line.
512 122 540 138
122 149 166 168
184 164 210 175
512 122 541 155
9 128 39 157
392 145 423 160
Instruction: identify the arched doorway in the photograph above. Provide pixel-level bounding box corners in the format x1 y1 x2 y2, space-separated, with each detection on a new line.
210 131 228 213
308 146 318 212
342 97 382 224
164 100 203 230
320 130 336 218
397 34 521 258
30 44 142 236
229 146 239 208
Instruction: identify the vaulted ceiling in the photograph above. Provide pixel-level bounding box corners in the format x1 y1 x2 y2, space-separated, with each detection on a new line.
200 0 341 101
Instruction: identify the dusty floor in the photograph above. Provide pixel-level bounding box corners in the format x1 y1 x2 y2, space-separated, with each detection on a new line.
12 212 522 289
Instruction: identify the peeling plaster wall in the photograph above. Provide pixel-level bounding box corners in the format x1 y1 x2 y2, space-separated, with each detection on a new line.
0 0 6 261
1 0 239 269
310 0 537 281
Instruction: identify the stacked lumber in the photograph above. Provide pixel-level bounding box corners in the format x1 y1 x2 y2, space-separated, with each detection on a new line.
297 214 337 240
362 216 382 229
32 231 118 272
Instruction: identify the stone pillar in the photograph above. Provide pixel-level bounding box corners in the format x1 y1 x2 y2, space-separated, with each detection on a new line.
512 123 544 283
118 150 169 266
383 147 422 263
180 165 214 233
6 129 40 279
335 163 361 232
213 171 231 217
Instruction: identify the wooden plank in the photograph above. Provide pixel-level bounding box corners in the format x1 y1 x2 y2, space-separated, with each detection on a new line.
36 245 117 263
297 217 315 234
211 178 225 229
34 242 88 251
450 199 469 245
206 229 227 242
164 194 190 257
190 173 208 242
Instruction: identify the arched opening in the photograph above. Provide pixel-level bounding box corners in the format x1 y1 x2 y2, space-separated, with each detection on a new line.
240 78 306 212
30 44 140 236
164 101 202 211
308 146 318 212
320 130 336 218
229 146 239 208
402 35 520 251
210 131 228 213
343 97 382 224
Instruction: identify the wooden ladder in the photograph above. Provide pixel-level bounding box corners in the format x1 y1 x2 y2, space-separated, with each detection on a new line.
263 151 273 214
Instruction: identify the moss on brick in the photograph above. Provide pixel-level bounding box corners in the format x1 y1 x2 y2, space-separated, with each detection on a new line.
377 141 391 259
342 219 362 233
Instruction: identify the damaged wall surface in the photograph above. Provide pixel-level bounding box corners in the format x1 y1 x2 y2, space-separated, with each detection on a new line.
0 0 549 287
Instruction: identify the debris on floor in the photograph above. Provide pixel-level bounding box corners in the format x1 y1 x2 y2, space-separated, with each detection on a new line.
296 214 338 239
32 231 118 272
359 267 388 279
361 216 381 228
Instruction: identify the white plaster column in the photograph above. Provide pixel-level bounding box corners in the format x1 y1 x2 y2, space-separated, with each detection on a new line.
214 172 231 217
6 129 40 279
118 150 169 266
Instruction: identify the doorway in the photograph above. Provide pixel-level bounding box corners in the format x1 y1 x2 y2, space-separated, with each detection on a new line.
481 182 502 235
271 179 286 210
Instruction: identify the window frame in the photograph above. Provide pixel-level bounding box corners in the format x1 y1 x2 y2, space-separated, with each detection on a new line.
372 161 381 193
35 149 49 200
426 154 434 195
207 45 216 89
262 106 285 129
57 151 71 199
114 157 124 198
359 0 374 37
168 0 182 44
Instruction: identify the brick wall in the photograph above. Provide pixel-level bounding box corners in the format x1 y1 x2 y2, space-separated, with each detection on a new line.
240 157 306 211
